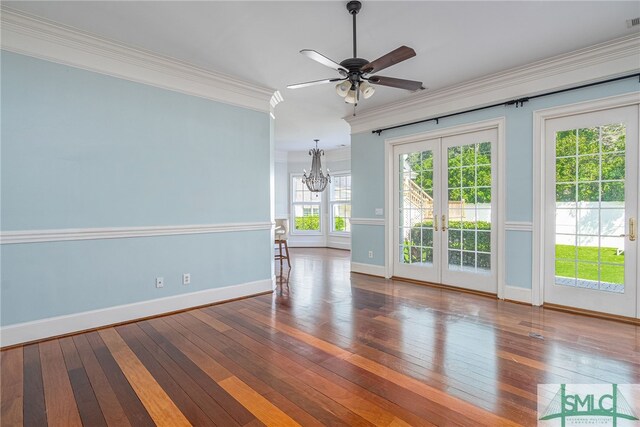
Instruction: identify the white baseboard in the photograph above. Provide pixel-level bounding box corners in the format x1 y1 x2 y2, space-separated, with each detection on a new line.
287 241 326 248
351 262 386 277
327 241 351 250
0 277 274 347
503 285 532 304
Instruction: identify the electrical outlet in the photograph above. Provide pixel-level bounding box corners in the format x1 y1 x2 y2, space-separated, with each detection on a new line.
182 273 191 285
155 277 164 288
368 251 373 259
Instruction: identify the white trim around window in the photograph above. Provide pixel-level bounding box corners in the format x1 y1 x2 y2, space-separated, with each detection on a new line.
290 173 323 235
532 91 640 308
328 171 352 237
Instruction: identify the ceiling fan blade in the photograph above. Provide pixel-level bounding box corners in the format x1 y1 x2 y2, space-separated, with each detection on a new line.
361 46 416 74
368 76 424 91
287 78 344 90
300 50 348 74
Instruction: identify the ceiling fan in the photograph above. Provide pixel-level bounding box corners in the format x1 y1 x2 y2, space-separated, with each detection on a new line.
287 0 424 108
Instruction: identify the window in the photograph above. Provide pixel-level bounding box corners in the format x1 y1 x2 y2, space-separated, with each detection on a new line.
330 174 351 234
292 175 321 233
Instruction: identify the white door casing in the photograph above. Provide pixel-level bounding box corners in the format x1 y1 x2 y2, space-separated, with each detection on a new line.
386 118 505 295
533 92 640 317
543 105 638 317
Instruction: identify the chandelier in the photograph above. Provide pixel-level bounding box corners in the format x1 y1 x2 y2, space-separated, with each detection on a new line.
303 139 331 192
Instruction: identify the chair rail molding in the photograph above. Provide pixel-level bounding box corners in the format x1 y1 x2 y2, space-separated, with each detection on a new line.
346 34 640 134
504 221 534 232
0 7 275 113
349 218 385 226
0 222 274 244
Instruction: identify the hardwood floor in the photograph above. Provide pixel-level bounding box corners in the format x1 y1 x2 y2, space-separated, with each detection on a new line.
1 248 639 426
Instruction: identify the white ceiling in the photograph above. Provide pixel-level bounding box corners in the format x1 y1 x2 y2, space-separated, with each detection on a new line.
5 1 640 151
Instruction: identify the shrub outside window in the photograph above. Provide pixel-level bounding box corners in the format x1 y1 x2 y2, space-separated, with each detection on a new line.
292 175 321 233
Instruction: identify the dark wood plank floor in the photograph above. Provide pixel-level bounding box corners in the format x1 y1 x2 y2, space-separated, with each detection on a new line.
1 248 639 426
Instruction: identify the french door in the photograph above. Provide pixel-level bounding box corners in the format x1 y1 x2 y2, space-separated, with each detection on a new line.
544 105 638 317
392 128 498 294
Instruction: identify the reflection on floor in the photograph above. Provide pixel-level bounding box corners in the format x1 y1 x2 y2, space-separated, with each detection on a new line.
2 248 638 426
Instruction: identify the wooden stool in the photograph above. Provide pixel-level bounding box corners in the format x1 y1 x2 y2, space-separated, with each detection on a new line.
275 238 291 268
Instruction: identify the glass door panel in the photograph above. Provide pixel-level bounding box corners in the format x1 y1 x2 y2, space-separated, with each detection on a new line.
393 139 441 283
441 129 498 293
545 106 638 317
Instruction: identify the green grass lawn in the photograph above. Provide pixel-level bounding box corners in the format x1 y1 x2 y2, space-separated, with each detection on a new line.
555 244 624 284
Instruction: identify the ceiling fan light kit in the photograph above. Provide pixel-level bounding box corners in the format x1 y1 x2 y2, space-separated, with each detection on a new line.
336 80 351 97
359 81 375 99
287 0 423 108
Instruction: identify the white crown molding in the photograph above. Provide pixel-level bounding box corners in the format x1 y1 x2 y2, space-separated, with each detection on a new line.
0 221 273 244
504 221 534 232
0 277 274 347
349 217 385 226
0 7 275 113
347 34 640 134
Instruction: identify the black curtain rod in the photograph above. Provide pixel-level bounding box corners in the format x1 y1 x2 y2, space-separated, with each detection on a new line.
371 73 640 135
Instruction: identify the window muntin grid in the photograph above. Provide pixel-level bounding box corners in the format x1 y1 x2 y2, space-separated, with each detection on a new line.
554 124 626 292
398 150 435 265
292 175 321 233
447 141 492 273
330 174 351 233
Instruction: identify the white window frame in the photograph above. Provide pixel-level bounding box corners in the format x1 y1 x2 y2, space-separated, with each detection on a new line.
290 173 323 235
533 92 640 312
329 172 351 236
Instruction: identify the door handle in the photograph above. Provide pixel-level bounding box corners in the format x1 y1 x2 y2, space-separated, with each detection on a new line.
442 214 447 232
433 215 438 231
620 218 636 241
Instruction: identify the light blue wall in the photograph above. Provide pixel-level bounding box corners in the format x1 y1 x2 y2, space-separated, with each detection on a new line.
505 231 533 289
351 224 385 265
1 51 272 325
351 78 639 287
1 233 271 325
